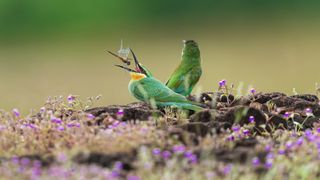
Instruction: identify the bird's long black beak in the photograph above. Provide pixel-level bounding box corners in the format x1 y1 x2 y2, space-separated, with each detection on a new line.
129 48 145 74
114 65 137 72
107 50 131 65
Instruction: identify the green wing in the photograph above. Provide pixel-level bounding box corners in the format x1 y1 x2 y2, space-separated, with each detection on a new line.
130 77 188 103
166 66 202 96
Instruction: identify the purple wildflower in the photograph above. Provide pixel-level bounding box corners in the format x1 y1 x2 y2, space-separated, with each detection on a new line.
278 149 285 155
184 151 198 163
305 108 312 113
250 88 256 94
40 107 46 113
266 153 274 160
308 135 316 142
12 108 20 117
56 126 65 131
227 135 235 141
111 170 120 178
249 116 255 123
243 129 250 135
32 166 42 176
51 117 62 124
172 145 186 153
305 108 313 116
219 79 226 87
305 129 313 137
86 113 95 120
296 137 304 146
162 150 172 159
117 109 124 116
11 156 19 164
67 95 76 103
21 158 30 166
109 121 120 129
285 141 294 150
251 157 260 167
283 112 290 118
33 160 42 168
232 126 240 132
223 164 232 175
25 124 37 129
152 148 161 156
184 151 198 164
110 162 123 178
317 127 320 133
114 161 123 170
187 154 198 164
305 129 316 141
113 120 120 126
184 151 193 158
67 122 80 128
265 159 273 169
265 145 272 152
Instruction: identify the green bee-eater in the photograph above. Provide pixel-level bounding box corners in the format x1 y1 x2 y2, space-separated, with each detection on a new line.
166 40 202 96
115 49 203 112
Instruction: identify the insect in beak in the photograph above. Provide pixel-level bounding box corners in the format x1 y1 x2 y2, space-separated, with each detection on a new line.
107 50 131 65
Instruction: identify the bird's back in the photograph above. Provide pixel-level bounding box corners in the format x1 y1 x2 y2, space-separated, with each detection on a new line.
166 59 201 96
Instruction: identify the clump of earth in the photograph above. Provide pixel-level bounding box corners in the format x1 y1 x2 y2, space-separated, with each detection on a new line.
77 92 320 171
86 92 320 136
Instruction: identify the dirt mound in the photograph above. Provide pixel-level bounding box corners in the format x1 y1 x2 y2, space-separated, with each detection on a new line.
86 92 320 136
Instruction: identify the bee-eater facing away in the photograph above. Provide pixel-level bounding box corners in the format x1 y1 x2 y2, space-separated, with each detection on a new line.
115 49 203 112
166 40 202 96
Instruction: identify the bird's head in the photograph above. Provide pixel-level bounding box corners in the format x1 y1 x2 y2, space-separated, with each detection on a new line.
130 48 149 76
182 40 200 57
115 49 148 81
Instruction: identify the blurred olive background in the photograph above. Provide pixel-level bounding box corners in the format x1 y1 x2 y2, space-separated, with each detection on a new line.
1 0 320 113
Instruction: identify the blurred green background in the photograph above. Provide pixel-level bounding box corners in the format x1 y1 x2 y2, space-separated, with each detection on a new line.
1 0 320 113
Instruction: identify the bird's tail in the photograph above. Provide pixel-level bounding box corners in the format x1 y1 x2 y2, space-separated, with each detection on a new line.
181 103 204 112
156 102 204 112
189 101 206 108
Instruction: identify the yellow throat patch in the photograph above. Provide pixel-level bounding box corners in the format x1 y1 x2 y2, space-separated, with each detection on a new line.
130 72 146 81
